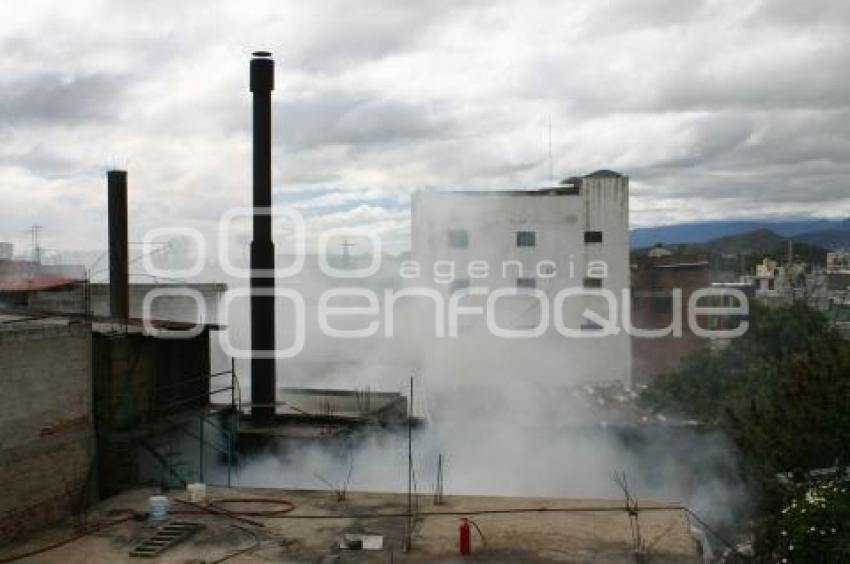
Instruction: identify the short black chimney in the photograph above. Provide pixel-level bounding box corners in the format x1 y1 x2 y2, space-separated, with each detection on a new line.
249 51 276 424
107 169 129 320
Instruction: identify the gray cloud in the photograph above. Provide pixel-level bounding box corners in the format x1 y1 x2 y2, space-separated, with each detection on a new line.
282 0 459 72
0 143 78 177
0 72 128 125
0 0 849 251
748 0 850 28
277 90 454 151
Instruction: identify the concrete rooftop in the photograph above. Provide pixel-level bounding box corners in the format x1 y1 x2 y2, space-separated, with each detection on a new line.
0 487 701 563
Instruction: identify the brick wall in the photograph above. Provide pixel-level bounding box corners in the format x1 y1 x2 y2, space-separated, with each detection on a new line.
631 258 712 384
0 323 94 544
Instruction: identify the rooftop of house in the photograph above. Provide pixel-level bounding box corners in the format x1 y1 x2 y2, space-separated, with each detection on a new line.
0 486 701 563
414 170 627 199
0 310 223 335
0 275 80 293
0 312 80 333
584 169 625 178
416 186 582 197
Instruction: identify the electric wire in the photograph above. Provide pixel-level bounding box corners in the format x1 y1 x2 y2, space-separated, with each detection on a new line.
209 524 262 564
0 512 138 564
683 507 747 557
0 499 744 561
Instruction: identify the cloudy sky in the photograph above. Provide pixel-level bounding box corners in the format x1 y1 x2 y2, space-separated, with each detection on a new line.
1 0 849 260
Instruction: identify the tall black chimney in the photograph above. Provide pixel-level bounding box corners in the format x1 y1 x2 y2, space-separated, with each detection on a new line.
107 169 129 320
249 51 276 424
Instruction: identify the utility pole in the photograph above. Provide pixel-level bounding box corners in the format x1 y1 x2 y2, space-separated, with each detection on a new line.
341 238 356 268
30 224 43 263
404 375 414 551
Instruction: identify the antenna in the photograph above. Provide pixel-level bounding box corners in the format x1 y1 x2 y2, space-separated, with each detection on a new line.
29 224 43 263
548 115 553 183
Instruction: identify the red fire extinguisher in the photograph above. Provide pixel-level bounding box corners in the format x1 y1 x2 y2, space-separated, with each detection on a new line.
459 518 471 555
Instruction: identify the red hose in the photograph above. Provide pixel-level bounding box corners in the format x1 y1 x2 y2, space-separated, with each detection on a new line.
0 513 136 564
172 497 296 518
0 498 296 563
208 498 296 517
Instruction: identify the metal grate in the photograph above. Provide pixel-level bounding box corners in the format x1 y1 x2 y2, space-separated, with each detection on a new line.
129 521 202 558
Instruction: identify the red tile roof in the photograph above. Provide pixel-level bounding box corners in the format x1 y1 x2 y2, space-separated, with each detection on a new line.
0 276 79 292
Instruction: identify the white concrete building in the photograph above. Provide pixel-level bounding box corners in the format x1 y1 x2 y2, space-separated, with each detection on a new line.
410 170 631 386
827 249 850 274
750 257 793 302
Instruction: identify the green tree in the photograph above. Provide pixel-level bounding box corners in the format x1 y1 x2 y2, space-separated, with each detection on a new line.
641 302 843 423
641 302 850 561
724 337 850 482
770 482 850 563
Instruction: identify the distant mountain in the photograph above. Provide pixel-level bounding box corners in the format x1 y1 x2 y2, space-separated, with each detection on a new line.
695 228 784 255
633 227 830 272
630 219 849 249
703 228 828 264
794 227 850 249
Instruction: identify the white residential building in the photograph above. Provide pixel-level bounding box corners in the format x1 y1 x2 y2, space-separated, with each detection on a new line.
827 249 850 274
410 170 631 386
750 257 793 301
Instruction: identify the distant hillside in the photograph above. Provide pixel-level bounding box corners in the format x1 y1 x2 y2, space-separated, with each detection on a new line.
703 229 827 264
630 219 849 248
794 226 850 249
695 228 784 255
634 228 829 273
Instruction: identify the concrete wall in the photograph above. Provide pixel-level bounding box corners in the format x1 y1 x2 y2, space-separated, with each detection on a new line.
21 283 225 323
92 329 212 496
0 322 94 544
88 283 225 323
630 260 711 384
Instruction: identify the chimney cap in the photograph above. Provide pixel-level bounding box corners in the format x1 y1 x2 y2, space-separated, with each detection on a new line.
250 52 274 92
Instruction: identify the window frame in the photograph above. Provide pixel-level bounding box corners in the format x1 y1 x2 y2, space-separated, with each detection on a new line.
584 230 603 243
583 277 603 289
516 230 537 248
447 229 469 249
450 278 470 294
516 277 537 289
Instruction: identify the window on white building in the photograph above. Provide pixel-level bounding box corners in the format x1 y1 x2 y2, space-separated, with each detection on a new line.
583 277 603 289
516 231 536 247
448 229 469 249
584 230 603 243
450 278 470 293
516 277 536 289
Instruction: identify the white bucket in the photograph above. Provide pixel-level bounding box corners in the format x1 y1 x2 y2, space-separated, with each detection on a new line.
187 483 206 503
149 495 169 522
